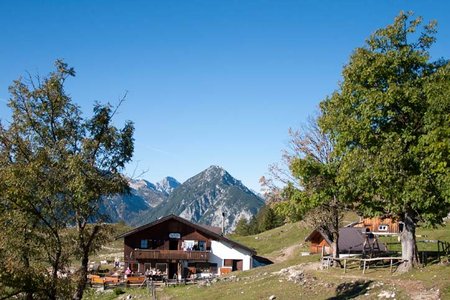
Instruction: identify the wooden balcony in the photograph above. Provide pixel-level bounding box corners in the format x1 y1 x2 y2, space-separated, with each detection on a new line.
134 249 210 261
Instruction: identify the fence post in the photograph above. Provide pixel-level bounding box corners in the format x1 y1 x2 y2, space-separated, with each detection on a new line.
438 241 441 262
362 260 366 274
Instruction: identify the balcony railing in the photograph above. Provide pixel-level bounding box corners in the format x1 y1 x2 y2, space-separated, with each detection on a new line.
134 249 210 261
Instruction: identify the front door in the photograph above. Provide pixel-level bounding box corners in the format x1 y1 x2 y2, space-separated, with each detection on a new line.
232 260 243 271
169 262 178 279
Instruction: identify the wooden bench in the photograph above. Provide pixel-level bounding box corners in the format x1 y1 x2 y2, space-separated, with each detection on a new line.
90 277 105 285
103 276 120 285
126 276 146 285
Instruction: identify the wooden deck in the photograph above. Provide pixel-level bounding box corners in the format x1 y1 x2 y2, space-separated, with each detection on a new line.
134 249 210 261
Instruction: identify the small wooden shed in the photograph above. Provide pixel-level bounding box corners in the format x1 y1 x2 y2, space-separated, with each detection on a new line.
305 227 387 255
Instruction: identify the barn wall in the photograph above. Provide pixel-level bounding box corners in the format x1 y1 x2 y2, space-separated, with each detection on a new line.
354 217 400 233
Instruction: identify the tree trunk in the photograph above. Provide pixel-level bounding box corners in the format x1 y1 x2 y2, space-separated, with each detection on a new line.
73 253 89 300
48 246 61 300
398 212 419 272
331 231 340 267
331 201 340 267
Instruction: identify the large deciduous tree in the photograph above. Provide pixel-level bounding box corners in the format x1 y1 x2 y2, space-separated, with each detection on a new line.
0 60 134 299
285 117 345 264
319 12 449 271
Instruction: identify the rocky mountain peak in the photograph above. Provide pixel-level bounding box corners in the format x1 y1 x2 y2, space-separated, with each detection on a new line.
146 165 265 232
101 166 265 232
128 178 156 191
156 176 181 195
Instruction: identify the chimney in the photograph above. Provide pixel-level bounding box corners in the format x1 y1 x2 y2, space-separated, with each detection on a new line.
221 212 225 235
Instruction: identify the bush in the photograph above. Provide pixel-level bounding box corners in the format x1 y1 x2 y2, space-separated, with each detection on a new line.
113 287 125 295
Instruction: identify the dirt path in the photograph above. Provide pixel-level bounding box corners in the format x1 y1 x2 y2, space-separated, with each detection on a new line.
272 244 303 262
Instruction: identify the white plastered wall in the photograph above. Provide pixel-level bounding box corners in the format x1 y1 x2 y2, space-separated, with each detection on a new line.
209 240 252 272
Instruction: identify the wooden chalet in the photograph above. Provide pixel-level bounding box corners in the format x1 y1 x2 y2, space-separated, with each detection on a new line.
117 214 257 279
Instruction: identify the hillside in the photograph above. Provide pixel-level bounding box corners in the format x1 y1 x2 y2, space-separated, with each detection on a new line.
85 219 450 299
159 221 450 300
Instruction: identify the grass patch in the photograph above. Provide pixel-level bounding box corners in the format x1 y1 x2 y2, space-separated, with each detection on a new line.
161 255 333 300
83 287 150 300
227 222 312 257
379 221 450 253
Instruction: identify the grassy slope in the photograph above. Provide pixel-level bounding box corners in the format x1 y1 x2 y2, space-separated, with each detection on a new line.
85 220 450 300
227 221 312 258
160 220 450 300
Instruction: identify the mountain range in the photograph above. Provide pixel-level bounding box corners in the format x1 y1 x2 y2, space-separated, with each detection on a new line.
101 166 265 232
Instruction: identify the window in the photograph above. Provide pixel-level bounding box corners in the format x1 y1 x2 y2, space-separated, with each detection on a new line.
155 263 167 275
198 241 206 251
224 259 233 267
209 263 218 274
187 262 217 274
140 239 148 249
183 240 195 251
223 259 243 271
196 262 211 273
129 263 138 272
378 224 389 231
144 263 152 272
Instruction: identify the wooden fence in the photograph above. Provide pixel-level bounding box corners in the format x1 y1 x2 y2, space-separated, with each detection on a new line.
321 256 406 274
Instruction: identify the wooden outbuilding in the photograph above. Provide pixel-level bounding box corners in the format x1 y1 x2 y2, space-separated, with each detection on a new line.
305 227 387 256
351 217 402 234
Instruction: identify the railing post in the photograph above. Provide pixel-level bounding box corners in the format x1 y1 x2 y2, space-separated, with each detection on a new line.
362 260 366 274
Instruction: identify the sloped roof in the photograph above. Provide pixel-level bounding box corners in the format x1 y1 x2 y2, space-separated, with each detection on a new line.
253 255 273 265
305 227 387 253
305 228 332 245
116 214 256 255
198 224 223 235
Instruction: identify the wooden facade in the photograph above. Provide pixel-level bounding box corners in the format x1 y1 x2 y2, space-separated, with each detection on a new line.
353 217 402 234
306 230 332 254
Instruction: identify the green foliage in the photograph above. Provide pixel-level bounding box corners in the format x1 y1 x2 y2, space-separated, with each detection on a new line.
320 12 449 223
257 204 284 232
319 12 449 269
234 217 251 236
420 63 450 202
270 184 304 222
113 287 125 295
277 117 345 262
0 60 134 299
233 205 283 236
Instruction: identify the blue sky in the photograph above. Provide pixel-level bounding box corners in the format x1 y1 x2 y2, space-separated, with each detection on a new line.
1 1 449 191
